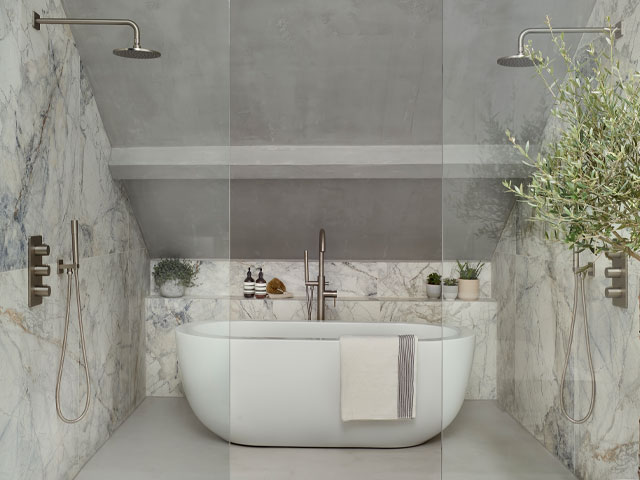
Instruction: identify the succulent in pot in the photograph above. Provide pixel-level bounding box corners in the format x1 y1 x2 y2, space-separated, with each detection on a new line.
442 277 458 301
426 272 442 299
456 260 484 301
153 258 199 298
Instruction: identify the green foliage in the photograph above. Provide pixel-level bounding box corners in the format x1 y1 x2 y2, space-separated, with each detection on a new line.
153 258 199 288
443 277 458 287
456 260 485 280
504 17 640 261
427 272 442 285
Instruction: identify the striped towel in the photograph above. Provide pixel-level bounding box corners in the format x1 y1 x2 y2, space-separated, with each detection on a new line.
340 335 417 421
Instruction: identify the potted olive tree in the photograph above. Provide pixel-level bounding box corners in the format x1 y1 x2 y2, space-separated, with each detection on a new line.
456 261 485 301
153 259 199 298
504 18 640 262
426 272 442 299
442 278 458 301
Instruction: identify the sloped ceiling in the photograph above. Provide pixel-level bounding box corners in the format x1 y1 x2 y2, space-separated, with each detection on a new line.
60 0 596 260
60 0 596 147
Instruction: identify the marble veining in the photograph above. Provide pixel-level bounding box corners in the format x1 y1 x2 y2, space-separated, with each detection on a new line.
492 1 640 478
0 2 150 479
151 259 492 299
494 203 640 479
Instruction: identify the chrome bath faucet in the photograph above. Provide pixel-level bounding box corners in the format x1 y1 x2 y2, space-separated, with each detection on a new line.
304 229 337 321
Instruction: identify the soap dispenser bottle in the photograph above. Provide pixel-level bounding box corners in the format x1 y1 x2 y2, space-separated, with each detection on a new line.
255 268 267 299
243 268 255 298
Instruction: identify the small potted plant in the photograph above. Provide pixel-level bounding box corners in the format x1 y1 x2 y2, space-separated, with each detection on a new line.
153 258 199 298
442 277 458 301
456 260 484 301
426 272 442 299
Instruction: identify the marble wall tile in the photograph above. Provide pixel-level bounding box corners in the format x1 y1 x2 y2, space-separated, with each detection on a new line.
77 254 130 466
494 199 640 478
126 248 150 407
0 1 80 273
380 300 442 324
491 1 640 476
377 262 438 297
492 252 516 412
0 268 79 480
146 297 227 396
443 301 497 399
0 1 150 478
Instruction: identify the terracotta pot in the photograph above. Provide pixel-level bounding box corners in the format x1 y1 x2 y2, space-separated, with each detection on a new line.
426 283 441 299
457 279 479 301
442 285 458 301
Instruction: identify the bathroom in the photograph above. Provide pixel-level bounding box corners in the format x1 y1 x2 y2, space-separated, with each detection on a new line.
1 0 639 478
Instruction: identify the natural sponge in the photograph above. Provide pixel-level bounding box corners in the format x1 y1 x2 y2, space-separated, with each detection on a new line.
267 278 286 294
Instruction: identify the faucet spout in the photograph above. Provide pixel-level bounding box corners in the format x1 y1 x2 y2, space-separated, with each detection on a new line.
303 228 337 321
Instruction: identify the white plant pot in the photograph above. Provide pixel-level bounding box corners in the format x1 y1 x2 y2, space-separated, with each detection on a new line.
457 279 479 301
442 285 458 301
426 284 441 299
160 279 186 298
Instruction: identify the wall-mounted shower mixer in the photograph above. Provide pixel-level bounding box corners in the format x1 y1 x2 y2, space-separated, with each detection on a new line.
28 236 52 307
604 252 627 308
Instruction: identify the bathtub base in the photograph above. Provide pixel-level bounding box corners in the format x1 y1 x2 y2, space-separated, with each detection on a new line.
177 321 474 449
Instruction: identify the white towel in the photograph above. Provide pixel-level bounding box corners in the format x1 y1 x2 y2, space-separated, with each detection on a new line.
340 335 417 421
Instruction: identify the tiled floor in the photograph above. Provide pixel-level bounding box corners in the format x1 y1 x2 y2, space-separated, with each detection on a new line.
75 397 576 480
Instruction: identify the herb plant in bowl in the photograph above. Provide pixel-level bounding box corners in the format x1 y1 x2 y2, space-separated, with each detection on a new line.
456 260 484 301
426 272 442 299
153 258 199 298
442 277 458 301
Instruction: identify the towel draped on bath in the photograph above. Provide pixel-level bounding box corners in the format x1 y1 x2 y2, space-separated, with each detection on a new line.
340 335 417 421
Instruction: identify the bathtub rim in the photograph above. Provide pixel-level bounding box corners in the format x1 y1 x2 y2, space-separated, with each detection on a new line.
176 320 472 343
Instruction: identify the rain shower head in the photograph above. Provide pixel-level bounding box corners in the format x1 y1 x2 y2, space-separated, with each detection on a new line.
497 54 542 68
497 22 622 68
33 12 161 59
113 47 161 59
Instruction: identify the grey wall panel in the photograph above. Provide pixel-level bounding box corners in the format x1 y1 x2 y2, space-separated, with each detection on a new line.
124 179 230 259
123 178 518 261
229 179 442 260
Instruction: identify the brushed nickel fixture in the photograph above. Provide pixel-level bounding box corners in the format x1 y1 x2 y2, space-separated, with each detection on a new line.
497 21 622 67
56 220 91 423
605 251 628 308
32 11 161 59
28 235 52 307
560 246 595 424
304 229 337 321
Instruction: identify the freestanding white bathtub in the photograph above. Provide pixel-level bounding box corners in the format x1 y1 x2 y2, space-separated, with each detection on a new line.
176 320 474 448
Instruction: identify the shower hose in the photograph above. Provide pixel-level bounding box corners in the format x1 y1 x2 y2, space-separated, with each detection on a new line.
560 270 596 424
55 269 91 423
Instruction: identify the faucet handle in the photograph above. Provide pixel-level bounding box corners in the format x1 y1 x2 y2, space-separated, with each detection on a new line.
325 289 337 307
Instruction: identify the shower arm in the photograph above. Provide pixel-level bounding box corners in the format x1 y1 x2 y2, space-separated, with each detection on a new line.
516 22 622 56
33 13 142 48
